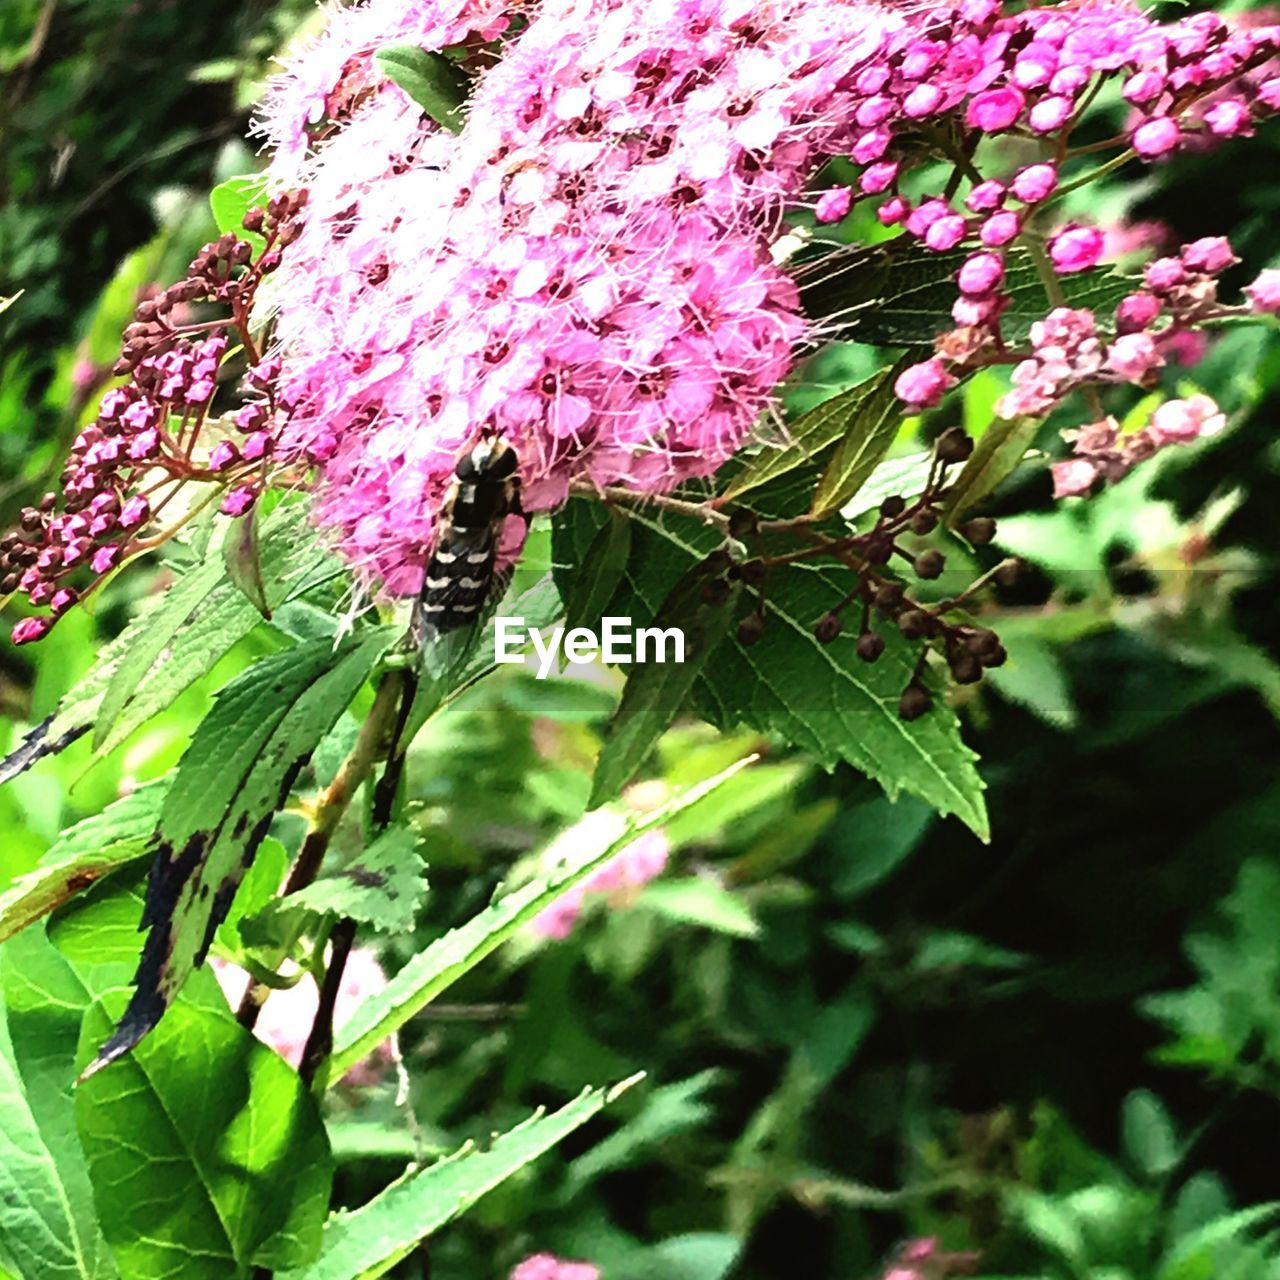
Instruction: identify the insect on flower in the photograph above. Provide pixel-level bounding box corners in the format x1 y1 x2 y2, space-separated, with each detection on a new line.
414 433 523 640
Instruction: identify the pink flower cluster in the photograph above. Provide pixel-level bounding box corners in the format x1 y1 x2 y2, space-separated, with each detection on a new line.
1052 396 1226 498
895 230 1276 498
260 0 909 592
531 818 670 940
510 1254 599 1280
212 948 398 1085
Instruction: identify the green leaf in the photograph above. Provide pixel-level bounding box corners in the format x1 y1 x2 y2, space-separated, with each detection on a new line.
722 362 908 506
563 511 632 636
327 758 752 1083
375 44 468 132
555 502 988 838
798 241 1134 347
222 505 270 618
1122 1089 1179 1179
565 1071 720 1196
589 560 740 806
0 779 167 944
266 826 426 935
84 631 393 1077
811 357 918 515
279 1077 642 1280
0 980 117 1280
944 414 1040 522
76 995 333 1279
209 174 269 254
641 879 760 938
613 1234 742 1280
841 450 934 522
93 502 338 754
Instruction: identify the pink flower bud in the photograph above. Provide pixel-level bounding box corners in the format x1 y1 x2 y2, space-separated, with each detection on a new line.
221 486 258 517
91 544 123 575
1052 458 1099 498
1028 95 1073 133
957 252 1005 296
980 212 1020 246
1048 225 1105 274
814 187 853 223
1106 332 1163 381
50 588 78 616
1181 236 1237 274
966 181 1006 213
894 358 955 408
924 215 967 251
1245 268 1280 315
877 196 908 226
119 496 150 530
1132 117 1180 157
851 129 891 164
1149 394 1224 444
1204 99 1251 137
1116 292 1162 333
1123 70 1165 105
1144 257 1186 292
903 83 943 118
235 403 268 432
966 86 1025 132
11 616 55 645
209 441 241 472
859 162 899 195
1011 163 1058 204
241 431 273 462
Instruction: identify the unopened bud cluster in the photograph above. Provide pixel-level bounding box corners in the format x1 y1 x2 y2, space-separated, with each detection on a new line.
3 194 306 645
716 428 1014 720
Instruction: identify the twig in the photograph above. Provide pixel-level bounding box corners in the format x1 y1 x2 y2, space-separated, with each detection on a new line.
236 668 410 1028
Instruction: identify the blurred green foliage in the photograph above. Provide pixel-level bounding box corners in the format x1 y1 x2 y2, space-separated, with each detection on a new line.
5 3 1280 1279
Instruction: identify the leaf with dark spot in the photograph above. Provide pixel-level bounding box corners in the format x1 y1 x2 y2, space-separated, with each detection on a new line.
250 826 426 937
81 630 393 1077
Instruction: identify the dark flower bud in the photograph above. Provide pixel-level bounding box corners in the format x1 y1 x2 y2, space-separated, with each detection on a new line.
856 631 886 662
935 426 974 464
873 581 905 612
815 612 842 643
38 493 57 512
899 683 932 721
898 608 931 639
909 507 939 535
960 516 997 546
879 494 907 519
864 534 893 565
728 508 758 539
0 573 19 595
949 650 983 684
702 548 732 574
279 220 305 247
740 559 767 587
965 628 1002 660
259 251 283 274
229 240 254 267
243 208 266 233
737 612 766 646
978 642 1007 669
268 193 290 220
19 508 42 532
914 549 944 579
995 558 1023 587
701 577 731 604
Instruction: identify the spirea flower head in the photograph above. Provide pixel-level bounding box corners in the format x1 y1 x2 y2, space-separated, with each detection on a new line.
260 0 909 594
